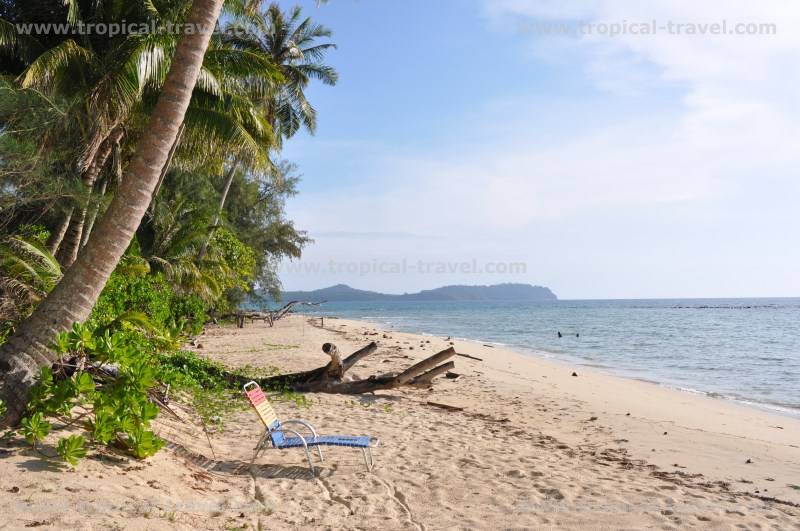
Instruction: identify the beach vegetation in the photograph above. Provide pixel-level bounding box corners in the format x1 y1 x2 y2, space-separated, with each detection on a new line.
0 0 335 427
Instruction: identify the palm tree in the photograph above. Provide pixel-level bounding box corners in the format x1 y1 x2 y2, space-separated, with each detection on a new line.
0 0 226 427
196 3 336 254
228 3 338 141
2 1 279 267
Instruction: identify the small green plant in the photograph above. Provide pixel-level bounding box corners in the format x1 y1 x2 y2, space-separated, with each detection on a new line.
126 426 165 459
56 435 87 466
21 412 51 445
0 398 6 418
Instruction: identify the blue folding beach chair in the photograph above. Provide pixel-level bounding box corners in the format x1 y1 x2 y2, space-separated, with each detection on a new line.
243 381 379 474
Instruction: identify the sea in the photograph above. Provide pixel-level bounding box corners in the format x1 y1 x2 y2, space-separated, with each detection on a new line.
293 298 800 418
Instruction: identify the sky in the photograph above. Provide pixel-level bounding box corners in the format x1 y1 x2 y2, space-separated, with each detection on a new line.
276 0 800 299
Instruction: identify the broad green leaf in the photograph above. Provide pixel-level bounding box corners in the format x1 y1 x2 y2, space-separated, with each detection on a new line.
57 435 87 466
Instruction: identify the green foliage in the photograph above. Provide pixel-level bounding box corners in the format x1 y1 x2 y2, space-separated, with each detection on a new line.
211 227 257 293
1 2 330 467
25 322 168 464
0 398 6 418
91 270 206 335
158 350 246 426
56 435 87 466
21 412 51 445
0 235 62 323
125 426 165 459
197 227 258 313
158 349 309 426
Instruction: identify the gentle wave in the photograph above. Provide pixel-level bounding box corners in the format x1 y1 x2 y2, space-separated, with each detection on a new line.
298 298 800 418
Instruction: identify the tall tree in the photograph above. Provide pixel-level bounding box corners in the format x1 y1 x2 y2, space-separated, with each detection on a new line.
197 3 336 254
226 2 337 142
0 0 226 427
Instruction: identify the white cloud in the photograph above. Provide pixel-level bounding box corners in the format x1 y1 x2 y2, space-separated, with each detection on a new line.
361 1 800 230
282 1 800 296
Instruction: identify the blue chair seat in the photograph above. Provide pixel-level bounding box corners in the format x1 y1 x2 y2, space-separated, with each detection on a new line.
277 435 372 449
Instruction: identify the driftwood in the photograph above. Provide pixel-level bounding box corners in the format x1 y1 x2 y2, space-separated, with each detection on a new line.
456 352 483 362
228 342 457 394
218 301 324 328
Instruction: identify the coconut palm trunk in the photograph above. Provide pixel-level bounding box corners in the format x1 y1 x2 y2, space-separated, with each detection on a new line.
0 0 225 427
56 127 126 268
46 208 73 254
80 178 108 248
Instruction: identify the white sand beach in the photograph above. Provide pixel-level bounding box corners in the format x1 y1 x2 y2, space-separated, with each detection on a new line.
1 314 798 530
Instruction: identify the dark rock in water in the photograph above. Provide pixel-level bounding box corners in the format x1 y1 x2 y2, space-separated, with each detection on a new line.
571 372 578 377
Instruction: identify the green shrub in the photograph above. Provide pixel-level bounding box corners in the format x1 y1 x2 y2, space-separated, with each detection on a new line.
208 228 257 314
91 270 207 335
23 323 166 464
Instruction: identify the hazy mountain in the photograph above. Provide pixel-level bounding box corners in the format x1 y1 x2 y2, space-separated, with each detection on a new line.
279 283 557 302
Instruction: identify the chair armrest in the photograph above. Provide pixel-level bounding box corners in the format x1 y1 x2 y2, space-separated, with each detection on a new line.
281 419 318 439
272 428 308 446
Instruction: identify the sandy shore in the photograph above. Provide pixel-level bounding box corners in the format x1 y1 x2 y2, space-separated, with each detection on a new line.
1 314 799 530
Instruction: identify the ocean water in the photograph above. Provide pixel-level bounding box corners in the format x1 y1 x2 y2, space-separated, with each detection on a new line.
296 298 800 418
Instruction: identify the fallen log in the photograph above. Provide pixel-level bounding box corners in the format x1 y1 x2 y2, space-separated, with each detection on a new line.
410 361 455 387
226 343 457 394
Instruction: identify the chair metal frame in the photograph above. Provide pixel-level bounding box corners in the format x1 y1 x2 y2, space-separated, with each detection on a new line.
244 381 376 475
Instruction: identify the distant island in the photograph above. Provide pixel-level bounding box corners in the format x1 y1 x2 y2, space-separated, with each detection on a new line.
278 283 557 303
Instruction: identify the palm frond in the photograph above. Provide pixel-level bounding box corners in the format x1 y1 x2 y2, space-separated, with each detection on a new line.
0 18 45 64
295 63 337 86
20 39 96 93
63 0 82 26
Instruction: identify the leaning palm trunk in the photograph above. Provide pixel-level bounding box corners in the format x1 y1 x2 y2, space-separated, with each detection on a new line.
83 133 125 247
56 128 125 268
46 208 73 254
80 178 108 248
0 0 225 427
150 123 186 215
197 157 241 260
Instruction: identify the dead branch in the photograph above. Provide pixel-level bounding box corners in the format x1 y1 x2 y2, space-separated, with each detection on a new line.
227 343 456 394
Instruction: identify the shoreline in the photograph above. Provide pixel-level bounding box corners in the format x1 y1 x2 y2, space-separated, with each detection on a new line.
2 314 798 529
321 313 800 420
320 315 800 504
